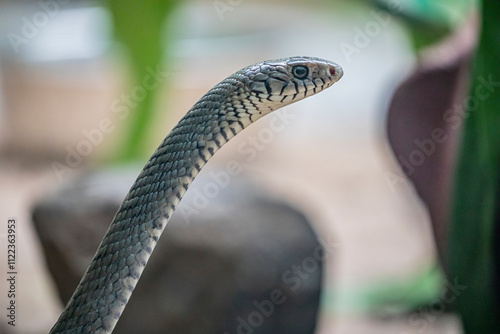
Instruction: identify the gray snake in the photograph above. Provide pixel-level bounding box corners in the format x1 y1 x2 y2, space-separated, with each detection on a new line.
49 56 343 333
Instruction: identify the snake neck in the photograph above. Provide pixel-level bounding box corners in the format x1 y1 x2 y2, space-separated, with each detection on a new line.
49 76 269 334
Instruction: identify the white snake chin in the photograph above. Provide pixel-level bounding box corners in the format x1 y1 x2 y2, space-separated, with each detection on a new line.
49 56 343 334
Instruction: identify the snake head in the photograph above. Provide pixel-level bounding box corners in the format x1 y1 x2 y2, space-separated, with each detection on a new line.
238 56 343 112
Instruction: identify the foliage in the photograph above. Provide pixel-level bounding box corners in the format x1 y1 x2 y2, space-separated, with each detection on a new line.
323 265 444 315
373 0 476 49
447 0 500 332
107 0 180 162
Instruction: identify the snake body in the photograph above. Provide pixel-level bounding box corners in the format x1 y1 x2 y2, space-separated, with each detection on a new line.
50 56 343 333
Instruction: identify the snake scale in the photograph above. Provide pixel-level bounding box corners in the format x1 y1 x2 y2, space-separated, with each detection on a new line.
49 56 343 333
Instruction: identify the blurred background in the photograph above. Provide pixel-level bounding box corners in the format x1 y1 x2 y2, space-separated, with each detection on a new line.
0 0 489 333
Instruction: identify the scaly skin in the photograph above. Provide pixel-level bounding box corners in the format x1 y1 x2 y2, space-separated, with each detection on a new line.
49 57 343 333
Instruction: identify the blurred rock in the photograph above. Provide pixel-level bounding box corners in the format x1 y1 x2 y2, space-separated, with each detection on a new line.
386 18 477 266
32 166 327 334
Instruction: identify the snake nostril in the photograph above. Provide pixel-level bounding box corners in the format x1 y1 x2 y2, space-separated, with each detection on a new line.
329 67 336 76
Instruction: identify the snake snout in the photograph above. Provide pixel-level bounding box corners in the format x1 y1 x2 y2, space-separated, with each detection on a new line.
327 62 343 81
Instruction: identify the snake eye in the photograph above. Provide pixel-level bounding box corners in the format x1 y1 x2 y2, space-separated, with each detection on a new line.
292 65 308 79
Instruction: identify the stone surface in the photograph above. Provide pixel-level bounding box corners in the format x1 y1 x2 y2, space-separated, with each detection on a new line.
32 166 325 334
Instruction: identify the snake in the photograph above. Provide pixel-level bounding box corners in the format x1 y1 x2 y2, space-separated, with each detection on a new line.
49 56 343 333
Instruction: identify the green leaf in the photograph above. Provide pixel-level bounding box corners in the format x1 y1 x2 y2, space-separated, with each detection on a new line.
447 0 500 332
323 264 443 315
107 0 180 163
372 0 476 50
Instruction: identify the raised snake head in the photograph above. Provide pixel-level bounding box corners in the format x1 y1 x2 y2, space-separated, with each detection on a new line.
234 56 343 114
